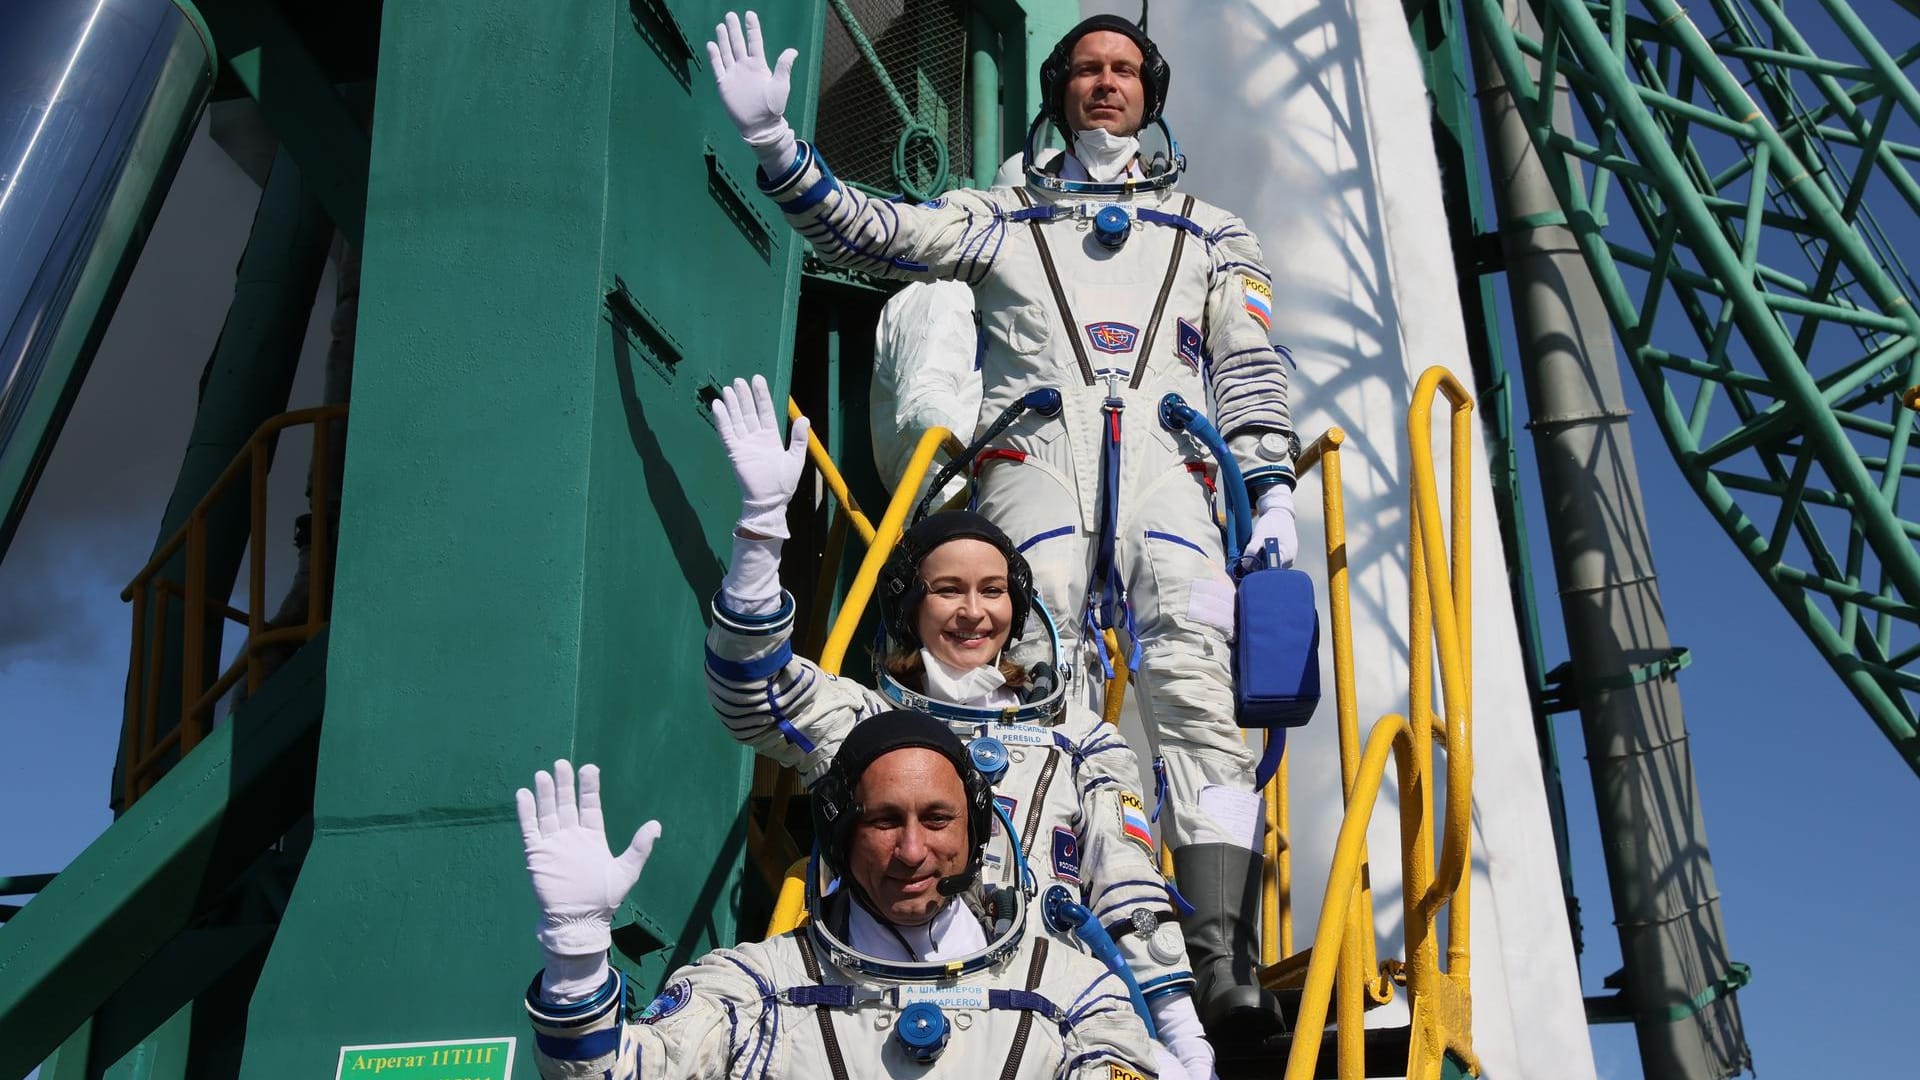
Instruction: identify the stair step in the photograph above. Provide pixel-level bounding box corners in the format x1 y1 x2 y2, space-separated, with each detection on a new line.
1215 1023 1413 1080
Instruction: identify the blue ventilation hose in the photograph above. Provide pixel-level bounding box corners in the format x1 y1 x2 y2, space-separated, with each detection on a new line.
1042 884 1157 1039
1157 393 1252 557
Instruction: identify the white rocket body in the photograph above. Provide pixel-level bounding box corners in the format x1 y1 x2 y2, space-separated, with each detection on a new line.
1087 2 1598 1076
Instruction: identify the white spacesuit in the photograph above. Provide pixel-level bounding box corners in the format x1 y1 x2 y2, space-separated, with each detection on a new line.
705 11 1296 1033
515 720 1165 1080
869 154 1047 505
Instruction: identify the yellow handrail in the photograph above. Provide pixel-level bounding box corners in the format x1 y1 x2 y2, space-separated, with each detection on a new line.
1280 429 1354 971
788 397 876 546
120 406 347 806
1273 368 1479 1079
765 858 811 937
1284 713 1418 1080
819 427 954 674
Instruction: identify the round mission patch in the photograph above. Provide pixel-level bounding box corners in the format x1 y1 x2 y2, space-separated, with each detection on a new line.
637 978 692 1024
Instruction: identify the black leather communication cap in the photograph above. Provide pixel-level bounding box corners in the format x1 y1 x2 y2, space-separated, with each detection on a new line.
835 707 971 784
812 709 994 891
1039 13 1172 134
878 511 1035 648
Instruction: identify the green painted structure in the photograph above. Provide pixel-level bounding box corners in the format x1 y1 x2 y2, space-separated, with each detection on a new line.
1463 0 1920 777
7 0 1920 1077
0 2 1074 1076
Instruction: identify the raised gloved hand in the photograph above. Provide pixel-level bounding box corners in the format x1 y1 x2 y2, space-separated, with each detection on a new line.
1152 992 1218 1080
517 760 661 964
706 11 800 176
1243 483 1298 568
713 374 811 539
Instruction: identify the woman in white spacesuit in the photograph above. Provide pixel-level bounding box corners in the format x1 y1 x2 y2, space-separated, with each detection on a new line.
702 375 1218 1078
513 710 1166 1079
703 11 1296 1037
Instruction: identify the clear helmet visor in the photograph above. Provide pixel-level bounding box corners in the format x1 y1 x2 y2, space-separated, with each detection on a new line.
1021 113 1186 196
805 797 1033 981
878 589 1069 726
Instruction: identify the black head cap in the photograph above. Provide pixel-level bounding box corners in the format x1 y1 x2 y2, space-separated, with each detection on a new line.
1038 14 1172 139
810 709 995 895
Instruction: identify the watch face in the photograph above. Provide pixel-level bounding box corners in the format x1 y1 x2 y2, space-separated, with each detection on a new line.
1130 907 1159 938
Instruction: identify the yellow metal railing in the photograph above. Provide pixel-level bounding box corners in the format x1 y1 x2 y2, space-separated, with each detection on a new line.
765 857 811 937
1260 426 1353 969
119 406 347 807
1274 367 1479 1080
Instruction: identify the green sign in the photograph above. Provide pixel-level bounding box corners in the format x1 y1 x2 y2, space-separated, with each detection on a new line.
335 1037 516 1079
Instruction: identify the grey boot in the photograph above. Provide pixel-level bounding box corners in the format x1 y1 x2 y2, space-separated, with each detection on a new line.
1172 843 1287 1040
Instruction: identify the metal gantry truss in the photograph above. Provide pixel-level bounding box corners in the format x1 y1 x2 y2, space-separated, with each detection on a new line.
1463 0 1920 775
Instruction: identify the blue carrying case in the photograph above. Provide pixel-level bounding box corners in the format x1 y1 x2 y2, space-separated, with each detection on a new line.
1233 543 1321 729
1153 393 1321 735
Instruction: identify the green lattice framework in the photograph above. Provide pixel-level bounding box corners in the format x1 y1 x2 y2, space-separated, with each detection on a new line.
1462 0 1920 775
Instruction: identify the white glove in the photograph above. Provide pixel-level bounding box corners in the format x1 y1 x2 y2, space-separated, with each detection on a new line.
706 11 800 176
1244 483 1298 568
516 760 661 959
712 374 810 539
1152 992 1218 1080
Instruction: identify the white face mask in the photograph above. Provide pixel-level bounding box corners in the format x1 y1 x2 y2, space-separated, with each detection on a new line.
1071 127 1141 183
919 648 1011 706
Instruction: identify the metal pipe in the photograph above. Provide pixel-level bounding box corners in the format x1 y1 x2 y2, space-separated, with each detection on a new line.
0 0 215 558
1471 3 1747 1073
970 10 1000 187
820 427 952 673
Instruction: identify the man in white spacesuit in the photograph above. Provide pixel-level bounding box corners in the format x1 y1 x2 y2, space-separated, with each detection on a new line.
704 11 1297 1035
514 714 1170 1079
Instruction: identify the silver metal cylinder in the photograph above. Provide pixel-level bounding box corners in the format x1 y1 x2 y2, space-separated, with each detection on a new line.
0 0 214 554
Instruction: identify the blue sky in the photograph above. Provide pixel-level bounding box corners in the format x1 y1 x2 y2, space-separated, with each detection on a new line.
1505 317 1920 1079
1469 5 1920 1076
4 6 1917 1079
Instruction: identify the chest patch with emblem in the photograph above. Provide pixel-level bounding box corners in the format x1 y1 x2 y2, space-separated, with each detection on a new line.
1086 321 1140 354
1176 317 1202 371
1052 826 1082 884
638 978 692 1024
991 794 1019 840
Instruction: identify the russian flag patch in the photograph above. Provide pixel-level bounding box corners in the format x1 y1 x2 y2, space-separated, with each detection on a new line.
1119 791 1155 854
1242 275 1272 330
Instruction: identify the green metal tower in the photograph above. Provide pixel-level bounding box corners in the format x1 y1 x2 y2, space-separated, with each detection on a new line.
0 2 1071 1076
1462 0 1920 778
